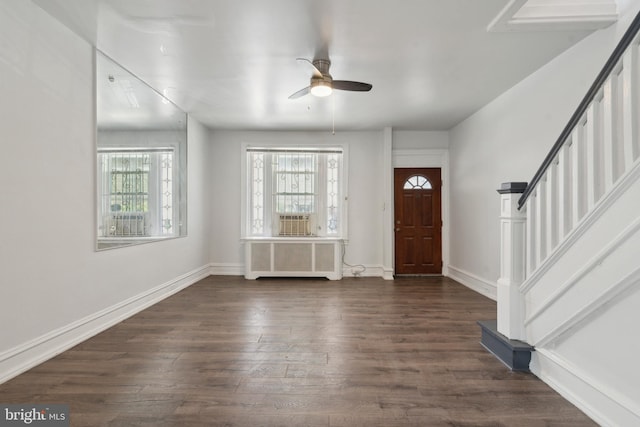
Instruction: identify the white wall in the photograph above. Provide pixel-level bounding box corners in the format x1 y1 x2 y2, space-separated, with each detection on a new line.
209 130 386 276
448 4 640 298
0 0 211 382
209 129 449 278
392 130 449 150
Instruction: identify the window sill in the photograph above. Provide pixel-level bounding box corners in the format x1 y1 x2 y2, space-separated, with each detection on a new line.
97 235 180 250
241 236 344 242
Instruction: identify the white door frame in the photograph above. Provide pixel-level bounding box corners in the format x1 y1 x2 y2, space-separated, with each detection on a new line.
382 142 450 279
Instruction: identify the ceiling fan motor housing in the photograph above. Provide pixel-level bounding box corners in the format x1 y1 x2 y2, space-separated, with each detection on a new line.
312 59 332 76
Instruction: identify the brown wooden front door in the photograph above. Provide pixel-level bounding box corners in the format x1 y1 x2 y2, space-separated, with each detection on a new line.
394 168 442 275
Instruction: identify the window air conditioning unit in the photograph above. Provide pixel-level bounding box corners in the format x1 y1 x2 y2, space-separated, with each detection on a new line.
278 214 315 236
105 212 147 236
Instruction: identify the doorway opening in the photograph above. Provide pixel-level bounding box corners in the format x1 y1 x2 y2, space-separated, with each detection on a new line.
394 168 442 275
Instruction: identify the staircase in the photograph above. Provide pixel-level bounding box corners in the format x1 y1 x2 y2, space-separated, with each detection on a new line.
490 11 640 427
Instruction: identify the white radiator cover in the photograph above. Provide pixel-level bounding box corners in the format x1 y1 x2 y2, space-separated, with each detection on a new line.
244 238 343 280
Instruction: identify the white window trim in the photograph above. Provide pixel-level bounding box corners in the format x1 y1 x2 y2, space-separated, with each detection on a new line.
240 143 349 240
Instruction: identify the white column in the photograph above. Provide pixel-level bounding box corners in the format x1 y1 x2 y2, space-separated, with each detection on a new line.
622 47 638 168
525 196 536 276
546 161 558 252
382 127 394 280
535 179 546 264
602 76 616 193
497 183 527 341
557 143 570 239
585 104 597 209
571 126 585 223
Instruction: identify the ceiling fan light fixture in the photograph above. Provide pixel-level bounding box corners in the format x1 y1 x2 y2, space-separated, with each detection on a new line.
310 80 332 97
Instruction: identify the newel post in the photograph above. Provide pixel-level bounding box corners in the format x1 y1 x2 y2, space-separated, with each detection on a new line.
496 182 528 341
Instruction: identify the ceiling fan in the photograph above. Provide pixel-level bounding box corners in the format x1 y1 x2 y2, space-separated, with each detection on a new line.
288 58 372 99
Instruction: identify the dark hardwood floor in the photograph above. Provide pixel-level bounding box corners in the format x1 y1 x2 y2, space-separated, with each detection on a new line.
0 275 596 426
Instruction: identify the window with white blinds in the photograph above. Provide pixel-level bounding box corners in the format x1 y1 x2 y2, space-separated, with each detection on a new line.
246 147 344 237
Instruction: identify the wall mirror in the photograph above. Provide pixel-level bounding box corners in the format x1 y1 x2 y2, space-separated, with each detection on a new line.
96 51 187 250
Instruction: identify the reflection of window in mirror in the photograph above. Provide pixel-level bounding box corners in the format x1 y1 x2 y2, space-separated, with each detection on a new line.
96 50 187 250
98 148 174 238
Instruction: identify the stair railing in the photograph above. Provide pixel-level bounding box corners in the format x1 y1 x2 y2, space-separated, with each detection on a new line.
519 11 640 277
496 10 640 340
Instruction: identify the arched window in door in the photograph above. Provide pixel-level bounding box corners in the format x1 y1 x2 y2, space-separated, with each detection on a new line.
403 175 433 190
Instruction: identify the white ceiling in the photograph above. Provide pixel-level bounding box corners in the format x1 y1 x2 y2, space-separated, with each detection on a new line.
33 0 618 131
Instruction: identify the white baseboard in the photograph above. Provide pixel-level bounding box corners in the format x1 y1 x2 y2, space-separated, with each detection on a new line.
532 348 640 427
447 265 497 300
210 262 390 279
0 264 211 385
209 263 244 276
342 264 386 278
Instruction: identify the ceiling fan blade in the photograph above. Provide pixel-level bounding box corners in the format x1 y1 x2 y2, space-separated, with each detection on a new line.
332 80 372 92
296 58 323 78
288 86 311 99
